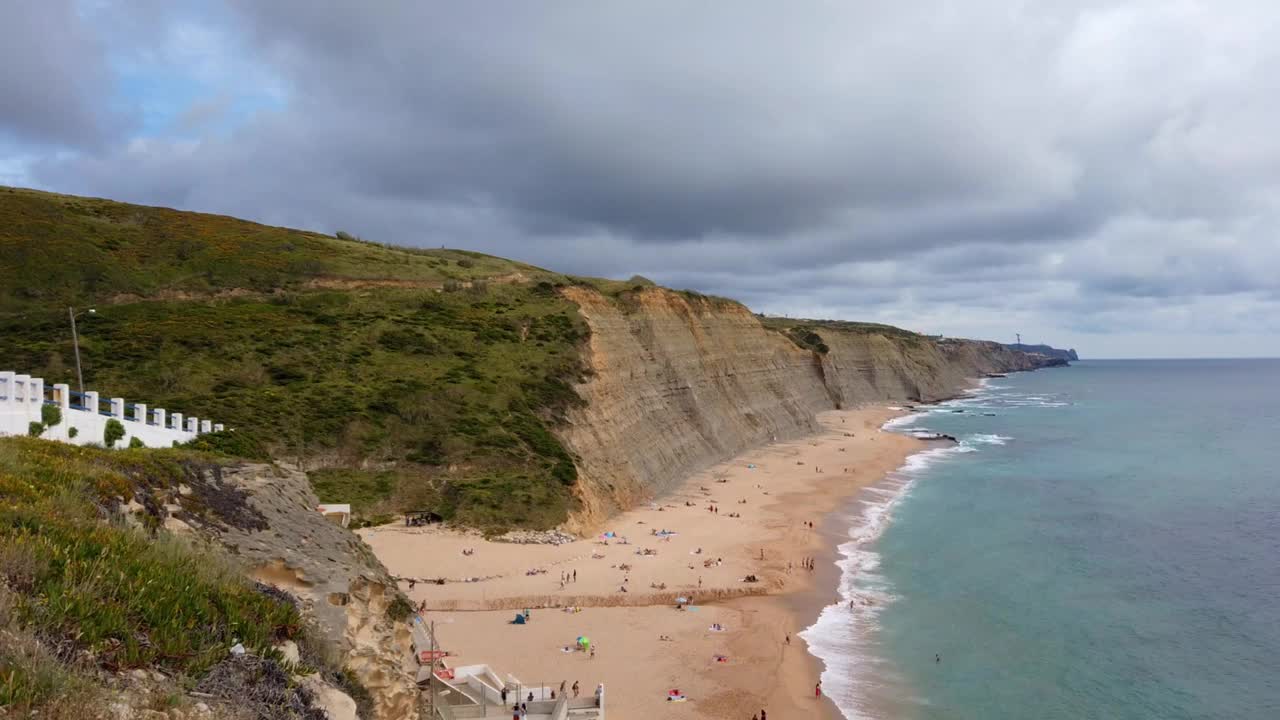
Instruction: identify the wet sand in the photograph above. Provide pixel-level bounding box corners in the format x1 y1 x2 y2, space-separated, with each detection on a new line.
361 407 921 719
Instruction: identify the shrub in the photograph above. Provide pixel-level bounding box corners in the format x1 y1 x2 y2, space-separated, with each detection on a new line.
181 430 269 460
67 427 78 439
386 594 415 622
335 231 356 241
103 419 125 448
40 405 61 428
0 623 100 712
27 422 43 438
456 258 475 269
128 437 145 449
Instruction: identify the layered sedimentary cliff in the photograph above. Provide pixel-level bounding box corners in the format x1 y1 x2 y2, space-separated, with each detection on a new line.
558 287 1060 530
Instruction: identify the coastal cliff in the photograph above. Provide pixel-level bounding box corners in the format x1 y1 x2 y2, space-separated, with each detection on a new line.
1004 342 1079 361
557 287 1061 530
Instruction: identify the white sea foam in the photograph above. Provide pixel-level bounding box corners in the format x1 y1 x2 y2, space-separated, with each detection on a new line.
880 412 925 430
800 443 969 719
966 433 1012 445
805 389 1023 719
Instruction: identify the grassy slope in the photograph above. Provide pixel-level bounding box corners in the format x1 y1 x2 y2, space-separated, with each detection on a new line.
0 186 587 529
0 186 559 310
0 437 304 712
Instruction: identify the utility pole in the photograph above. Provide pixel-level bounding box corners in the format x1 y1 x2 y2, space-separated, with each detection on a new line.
69 307 95 397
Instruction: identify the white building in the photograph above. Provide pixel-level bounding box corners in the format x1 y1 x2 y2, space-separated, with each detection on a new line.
0 371 221 448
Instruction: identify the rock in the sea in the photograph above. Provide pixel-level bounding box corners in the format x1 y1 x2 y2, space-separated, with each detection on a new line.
916 432 959 443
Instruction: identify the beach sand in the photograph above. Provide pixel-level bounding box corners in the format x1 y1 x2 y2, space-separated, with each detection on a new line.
360 407 921 719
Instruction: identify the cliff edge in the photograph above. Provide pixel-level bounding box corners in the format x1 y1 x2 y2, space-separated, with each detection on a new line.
558 287 1062 531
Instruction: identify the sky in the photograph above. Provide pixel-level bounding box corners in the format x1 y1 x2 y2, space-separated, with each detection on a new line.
4 2 1280 358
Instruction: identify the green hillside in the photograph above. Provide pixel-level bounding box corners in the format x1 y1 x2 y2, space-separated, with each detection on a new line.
0 187 590 530
0 186 563 311
0 437 360 717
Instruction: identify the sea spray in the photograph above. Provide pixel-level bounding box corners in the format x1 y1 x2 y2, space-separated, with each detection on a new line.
800 400 987 720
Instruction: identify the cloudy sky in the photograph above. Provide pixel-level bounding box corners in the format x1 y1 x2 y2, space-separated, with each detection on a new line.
5 1 1280 357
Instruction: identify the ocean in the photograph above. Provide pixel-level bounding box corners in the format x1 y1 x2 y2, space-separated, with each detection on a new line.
802 359 1280 720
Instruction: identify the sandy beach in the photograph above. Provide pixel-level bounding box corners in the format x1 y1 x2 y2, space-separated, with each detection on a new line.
361 406 922 719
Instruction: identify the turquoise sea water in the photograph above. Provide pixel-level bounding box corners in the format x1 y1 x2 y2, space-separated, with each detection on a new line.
802 360 1280 719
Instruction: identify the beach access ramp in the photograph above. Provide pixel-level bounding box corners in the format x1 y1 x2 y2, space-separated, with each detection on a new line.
427 663 603 719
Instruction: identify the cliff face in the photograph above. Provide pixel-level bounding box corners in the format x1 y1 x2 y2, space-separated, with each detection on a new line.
1004 343 1080 361
558 287 830 528
558 287 1060 530
153 463 420 720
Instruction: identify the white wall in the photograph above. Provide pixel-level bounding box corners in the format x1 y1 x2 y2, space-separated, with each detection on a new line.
0 371 207 448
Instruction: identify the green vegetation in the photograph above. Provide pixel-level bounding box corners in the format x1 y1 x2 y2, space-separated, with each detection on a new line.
0 186 563 313
25 406 63 440
104 418 125 447
0 186 592 530
762 315 933 356
785 326 830 354
568 273 744 309
760 315 929 341
0 438 305 712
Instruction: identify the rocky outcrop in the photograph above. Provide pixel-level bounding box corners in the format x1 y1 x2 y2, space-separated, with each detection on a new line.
211 465 420 720
144 464 420 720
1004 343 1079 361
557 287 1062 531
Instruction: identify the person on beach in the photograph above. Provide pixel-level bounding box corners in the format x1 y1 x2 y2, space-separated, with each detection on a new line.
815 681 822 698
761 710 767 720
785 633 790 646
502 688 508 704
573 681 580 697
512 705 519 720
590 644 597 659
936 653 941 663
573 569 577 582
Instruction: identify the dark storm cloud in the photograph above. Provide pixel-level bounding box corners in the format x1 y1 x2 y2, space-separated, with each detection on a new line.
13 1 1280 356
0 1 117 147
